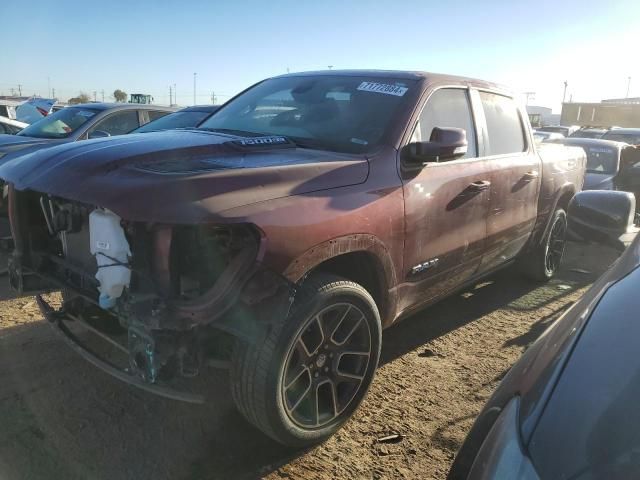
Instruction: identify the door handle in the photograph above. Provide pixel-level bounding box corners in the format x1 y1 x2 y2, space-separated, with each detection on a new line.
467 180 491 192
523 170 540 180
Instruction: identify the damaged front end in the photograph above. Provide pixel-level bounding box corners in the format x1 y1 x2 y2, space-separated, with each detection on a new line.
7 185 294 402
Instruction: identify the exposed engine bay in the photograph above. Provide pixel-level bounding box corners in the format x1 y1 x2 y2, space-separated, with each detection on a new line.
7 187 294 401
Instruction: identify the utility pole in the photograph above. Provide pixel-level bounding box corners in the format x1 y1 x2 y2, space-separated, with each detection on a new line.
193 72 197 106
93 91 97 102
174 83 177 105
169 85 173 105
101 90 105 102
524 91 535 106
562 81 568 104
52 88 55 98
327 65 333 70
17 84 22 96
211 91 217 104
626 76 632 98
47 77 51 98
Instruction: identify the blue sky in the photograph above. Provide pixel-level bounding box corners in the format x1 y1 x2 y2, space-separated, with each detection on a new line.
2 0 639 111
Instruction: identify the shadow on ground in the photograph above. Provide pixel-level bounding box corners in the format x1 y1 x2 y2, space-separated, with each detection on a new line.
0 242 620 480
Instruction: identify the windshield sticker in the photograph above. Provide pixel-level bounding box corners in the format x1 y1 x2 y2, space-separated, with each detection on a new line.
77 110 96 117
350 138 369 145
588 147 614 154
357 82 408 97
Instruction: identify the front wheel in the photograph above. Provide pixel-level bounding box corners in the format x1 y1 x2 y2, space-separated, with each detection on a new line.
230 273 382 447
520 208 567 281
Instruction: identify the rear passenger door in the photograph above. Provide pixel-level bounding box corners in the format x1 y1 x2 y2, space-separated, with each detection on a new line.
472 90 541 274
399 87 492 312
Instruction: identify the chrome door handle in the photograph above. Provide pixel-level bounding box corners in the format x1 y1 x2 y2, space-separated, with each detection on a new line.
523 170 540 180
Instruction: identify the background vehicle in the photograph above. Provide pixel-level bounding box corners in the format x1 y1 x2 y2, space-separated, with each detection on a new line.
0 103 175 165
449 190 639 479
0 116 27 134
569 127 607 139
537 125 580 136
601 127 640 145
0 70 586 447
558 137 632 190
532 130 564 143
131 105 220 133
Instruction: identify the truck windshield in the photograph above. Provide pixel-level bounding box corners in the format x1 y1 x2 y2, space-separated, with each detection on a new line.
198 75 416 153
585 146 618 174
17 107 99 139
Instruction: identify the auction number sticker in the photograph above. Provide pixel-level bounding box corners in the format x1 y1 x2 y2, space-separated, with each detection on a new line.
357 82 408 96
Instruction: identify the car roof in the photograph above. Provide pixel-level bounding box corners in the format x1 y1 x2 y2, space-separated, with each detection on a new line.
272 69 509 93
178 105 220 112
69 103 176 112
559 138 625 149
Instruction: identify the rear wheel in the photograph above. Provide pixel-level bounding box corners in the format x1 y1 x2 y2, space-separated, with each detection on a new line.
520 208 567 281
230 273 381 446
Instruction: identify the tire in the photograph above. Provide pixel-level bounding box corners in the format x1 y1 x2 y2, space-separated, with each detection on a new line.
230 273 382 447
520 208 568 281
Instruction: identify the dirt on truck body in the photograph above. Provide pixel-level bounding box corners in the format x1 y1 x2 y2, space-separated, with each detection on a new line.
0 70 586 447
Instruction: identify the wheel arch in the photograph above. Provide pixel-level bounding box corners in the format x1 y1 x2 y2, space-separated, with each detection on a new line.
284 234 398 327
530 183 576 249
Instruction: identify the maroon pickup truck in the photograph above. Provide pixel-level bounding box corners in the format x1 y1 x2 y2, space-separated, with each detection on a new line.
0 70 585 446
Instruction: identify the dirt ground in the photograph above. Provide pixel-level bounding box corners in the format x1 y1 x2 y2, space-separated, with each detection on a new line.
0 242 620 480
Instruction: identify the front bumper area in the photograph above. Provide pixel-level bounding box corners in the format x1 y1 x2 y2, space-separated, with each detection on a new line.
37 294 206 404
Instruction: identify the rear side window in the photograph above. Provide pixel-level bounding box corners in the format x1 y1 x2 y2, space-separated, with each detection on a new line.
414 88 477 158
89 110 140 137
479 92 526 156
147 110 170 122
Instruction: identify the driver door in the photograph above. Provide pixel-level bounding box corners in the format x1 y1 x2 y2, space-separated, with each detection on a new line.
398 87 492 313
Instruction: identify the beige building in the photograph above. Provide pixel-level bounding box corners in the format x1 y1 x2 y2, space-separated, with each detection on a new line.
561 99 640 127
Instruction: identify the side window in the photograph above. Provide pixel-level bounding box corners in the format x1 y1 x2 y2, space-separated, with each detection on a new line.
89 110 140 137
147 110 170 122
479 92 526 156
413 88 477 158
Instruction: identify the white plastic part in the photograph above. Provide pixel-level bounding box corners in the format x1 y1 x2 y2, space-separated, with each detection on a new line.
89 209 131 309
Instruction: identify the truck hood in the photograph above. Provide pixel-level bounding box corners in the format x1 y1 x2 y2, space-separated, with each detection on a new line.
584 172 615 190
0 134 62 161
0 130 370 223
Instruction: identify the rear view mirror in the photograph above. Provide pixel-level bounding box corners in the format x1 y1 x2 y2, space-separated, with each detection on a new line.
568 190 638 251
404 127 468 165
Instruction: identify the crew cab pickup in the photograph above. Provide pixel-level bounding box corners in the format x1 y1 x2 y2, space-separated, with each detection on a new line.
0 70 586 447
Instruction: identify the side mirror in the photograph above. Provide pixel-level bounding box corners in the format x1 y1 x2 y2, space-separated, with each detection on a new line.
404 127 468 165
88 130 111 139
568 190 638 251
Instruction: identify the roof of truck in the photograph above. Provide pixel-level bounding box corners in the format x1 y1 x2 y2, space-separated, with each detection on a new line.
274 69 507 92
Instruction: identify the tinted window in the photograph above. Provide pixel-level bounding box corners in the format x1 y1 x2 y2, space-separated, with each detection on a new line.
134 111 211 133
480 92 526 155
601 132 640 145
582 146 618 173
18 107 99 139
89 110 139 137
414 88 477 158
147 110 171 122
199 75 416 154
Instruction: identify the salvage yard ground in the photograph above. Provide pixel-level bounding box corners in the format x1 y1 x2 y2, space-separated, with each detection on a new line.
0 242 619 480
